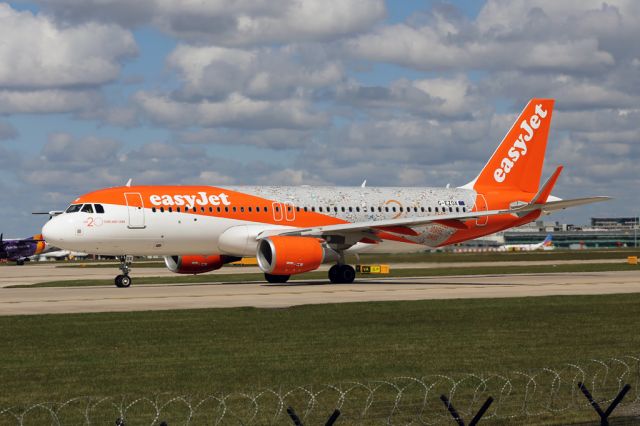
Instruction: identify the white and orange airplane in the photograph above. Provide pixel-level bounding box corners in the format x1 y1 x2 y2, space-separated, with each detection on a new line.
42 99 608 287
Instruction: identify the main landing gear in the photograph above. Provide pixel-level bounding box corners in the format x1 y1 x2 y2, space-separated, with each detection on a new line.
115 255 133 288
328 264 356 284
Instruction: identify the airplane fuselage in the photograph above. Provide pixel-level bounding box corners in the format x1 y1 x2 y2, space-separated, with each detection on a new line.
43 184 536 257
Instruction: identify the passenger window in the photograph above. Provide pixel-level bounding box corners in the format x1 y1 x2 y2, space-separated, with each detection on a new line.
248 207 252 212
160 207 165 212
428 207 432 213
225 207 229 212
392 207 396 212
399 207 403 212
152 207 157 213
303 207 308 212
449 207 453 212
348 207 353 212
233 207 237 212
209 207 213 213
264 206 268 213
435 207 439 213
256 207 260 212
312 207 316 212
81 204 94 213
240 206 245 212
319 207 323 212
341 207 345 212
356 207 360 212
385 207 389 212
168 207 173 212
456 207 460 212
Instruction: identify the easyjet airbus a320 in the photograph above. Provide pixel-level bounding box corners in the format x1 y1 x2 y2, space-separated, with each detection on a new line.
42 99 608 287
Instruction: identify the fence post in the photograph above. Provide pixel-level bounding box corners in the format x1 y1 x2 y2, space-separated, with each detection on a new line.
440 394 493 426
577 382 631 426
287 406 341 426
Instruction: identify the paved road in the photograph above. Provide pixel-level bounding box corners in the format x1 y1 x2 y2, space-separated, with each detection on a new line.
0 259 626 287
0 271 638 316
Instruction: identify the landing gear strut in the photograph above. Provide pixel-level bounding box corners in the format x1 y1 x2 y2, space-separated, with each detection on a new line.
328 264 356 284
115 255 133 288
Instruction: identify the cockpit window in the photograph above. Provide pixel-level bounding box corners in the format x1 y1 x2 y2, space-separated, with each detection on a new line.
65 204 82 213
94 204 105 214
81 204 94 213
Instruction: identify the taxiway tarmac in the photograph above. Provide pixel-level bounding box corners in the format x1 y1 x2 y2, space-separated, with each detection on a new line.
0 258 625 287
0 270 638 316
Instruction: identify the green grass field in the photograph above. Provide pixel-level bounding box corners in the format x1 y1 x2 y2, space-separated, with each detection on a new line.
11 262 638 288
1 293 640 423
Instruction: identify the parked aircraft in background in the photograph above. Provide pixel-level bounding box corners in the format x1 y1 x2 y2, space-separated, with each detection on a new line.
499 234 554 252
0 233 46 265
42 99 609 287
31 249 89 262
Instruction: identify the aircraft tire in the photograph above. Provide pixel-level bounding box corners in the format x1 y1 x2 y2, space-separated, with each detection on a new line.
16 259 24 266
328 265 341 283
115 274 132 288
329 265 356 283
339 265 356 284
264 273 290 284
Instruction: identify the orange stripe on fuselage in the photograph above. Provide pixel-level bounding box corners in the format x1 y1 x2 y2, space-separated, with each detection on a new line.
74 186 420 245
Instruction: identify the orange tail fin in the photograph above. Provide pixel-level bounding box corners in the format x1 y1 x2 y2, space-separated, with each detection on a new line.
471 99 554 193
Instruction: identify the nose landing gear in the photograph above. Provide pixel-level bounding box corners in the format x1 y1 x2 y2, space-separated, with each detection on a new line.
115 255 133 288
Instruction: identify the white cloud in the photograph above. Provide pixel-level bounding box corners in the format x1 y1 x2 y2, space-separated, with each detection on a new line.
0 89 103 114
0 4 136 89
168 45 344 100
135 91 328 129
347 1 625 73
27 0 386 45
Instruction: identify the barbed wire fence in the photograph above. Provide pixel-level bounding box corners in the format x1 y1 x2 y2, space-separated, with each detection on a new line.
2 356 640 425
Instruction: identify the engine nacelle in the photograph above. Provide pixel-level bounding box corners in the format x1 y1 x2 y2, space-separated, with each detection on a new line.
164 254 240 274
256 236 339 275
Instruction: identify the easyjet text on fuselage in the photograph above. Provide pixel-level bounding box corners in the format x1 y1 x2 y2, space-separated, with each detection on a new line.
149 192 231 209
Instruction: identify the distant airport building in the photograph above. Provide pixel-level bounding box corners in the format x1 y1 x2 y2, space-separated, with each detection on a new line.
501 217 639 249
591 217 639 230
451 217 639 250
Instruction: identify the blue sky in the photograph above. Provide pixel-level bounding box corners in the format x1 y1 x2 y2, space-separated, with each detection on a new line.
0 0 638 235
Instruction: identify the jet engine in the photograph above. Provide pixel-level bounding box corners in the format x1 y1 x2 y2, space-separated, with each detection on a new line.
164 254 240 274
256 236 339 275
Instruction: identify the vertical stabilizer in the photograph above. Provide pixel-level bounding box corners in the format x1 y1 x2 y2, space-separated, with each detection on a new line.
472 99 554 193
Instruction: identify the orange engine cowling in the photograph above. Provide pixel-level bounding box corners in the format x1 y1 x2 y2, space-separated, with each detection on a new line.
164 255 240 274
256 236 339 275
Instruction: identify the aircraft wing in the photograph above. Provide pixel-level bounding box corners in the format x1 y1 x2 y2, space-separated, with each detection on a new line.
265 196 610 240
269 209 508 239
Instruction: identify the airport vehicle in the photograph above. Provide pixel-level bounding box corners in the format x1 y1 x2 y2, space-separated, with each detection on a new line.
499 234 554 252
0 233 46 265
42 99 609 287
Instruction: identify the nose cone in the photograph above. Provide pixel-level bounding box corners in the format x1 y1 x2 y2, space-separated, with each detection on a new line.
42 216 71 247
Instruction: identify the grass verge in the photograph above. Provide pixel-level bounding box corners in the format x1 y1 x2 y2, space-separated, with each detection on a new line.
1 294 640 423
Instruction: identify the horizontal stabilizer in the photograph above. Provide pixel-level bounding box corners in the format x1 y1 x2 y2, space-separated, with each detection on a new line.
511 196 611 215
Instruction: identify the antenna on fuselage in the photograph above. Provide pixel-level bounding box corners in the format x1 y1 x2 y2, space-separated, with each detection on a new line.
125 178 132 187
